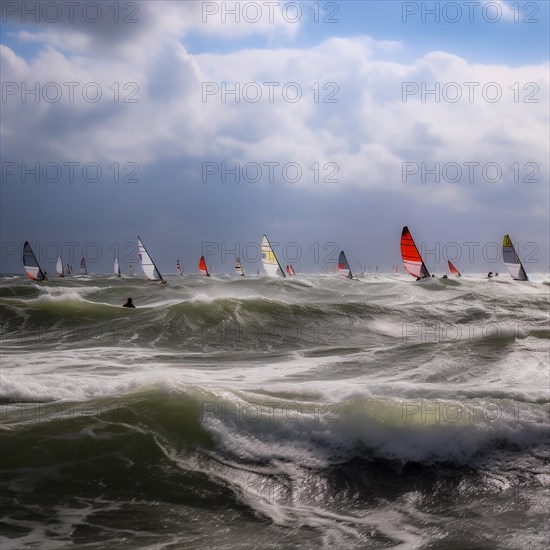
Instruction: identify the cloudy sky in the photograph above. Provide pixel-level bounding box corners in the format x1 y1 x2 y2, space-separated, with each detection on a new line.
1 0 548 275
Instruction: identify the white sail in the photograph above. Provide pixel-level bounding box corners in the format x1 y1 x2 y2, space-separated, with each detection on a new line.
261 235 285 277
503 234 528 281
138 237 163 281
56 256 64 277
23 242 46 281
114 258 121 277
235 258 245 276
80 257 87 275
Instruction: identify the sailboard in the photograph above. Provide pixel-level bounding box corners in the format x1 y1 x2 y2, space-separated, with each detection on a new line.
235 258 245 276
447 260 461 277
199 256 210 277
401 226 430 279
138 237 165 282
23 242 47 281
338 251 353 279
80 257 88 275
502 234 528 281
261 235 285 277
56 256 65 277
286 264 296 276
114 257 121 277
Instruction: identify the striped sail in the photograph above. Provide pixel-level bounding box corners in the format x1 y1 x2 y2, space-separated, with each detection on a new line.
235 258 245 276
114 258 121 277
138 237 163 281
23 242 46 281
286 264 296 276
401 226 430 279
261 235 285 277
199 256 210 277
502 235 528 281
80 257 87 275
448 260 461 276
176 260 182 275
56 256 64 277
338 251 353 279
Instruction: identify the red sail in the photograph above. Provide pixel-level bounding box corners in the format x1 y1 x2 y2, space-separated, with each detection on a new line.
448 260 461 276
401 226 430 279
199 256 209 277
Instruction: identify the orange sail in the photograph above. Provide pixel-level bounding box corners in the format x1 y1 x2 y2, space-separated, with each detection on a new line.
401 226 430 279
199 256 210 277
447 260 461 276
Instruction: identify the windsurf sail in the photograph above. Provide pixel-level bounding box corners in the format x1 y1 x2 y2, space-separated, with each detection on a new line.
80 257 87 275
235 258 245 276
199 256 210 277
401 226 430 279
138 237 164 282
502 234 528 281
447 260 461 276
56 256 64 277
286 264 296 276
114 258 121 277
338 251 353 279
355 258 365 276
176 260 182 275
261 235 285 277
23 242 46 281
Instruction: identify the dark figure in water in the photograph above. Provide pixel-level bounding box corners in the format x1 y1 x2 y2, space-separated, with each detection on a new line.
441 274 448 279
487 272 494 278
122 298 136 308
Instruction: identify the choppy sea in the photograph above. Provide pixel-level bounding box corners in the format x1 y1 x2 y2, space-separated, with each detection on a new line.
1 272 549 549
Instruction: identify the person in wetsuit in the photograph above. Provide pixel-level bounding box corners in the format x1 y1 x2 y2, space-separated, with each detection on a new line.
122 297 136 308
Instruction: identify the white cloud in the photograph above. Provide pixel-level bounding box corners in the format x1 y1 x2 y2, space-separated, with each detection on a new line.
481 0 517 22
1 17 548 218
